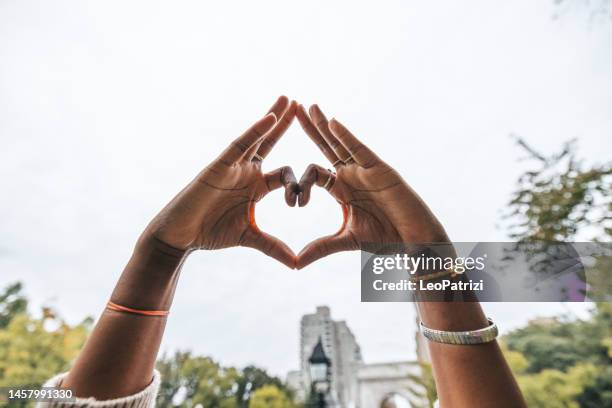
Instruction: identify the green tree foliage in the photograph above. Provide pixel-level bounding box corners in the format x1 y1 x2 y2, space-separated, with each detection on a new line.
503 313 609 373
517 363 599 408
0 282 28 329
576 366 612 408
248 385 295 408
0 313 90 387
501 139 612 406
235 365 289 407
156 351 239 408
156 352 293 408
404 363 437 408
500 343 529 374
502 306 612 407
0 283 91 388
505 137 611 242
501 302 612 406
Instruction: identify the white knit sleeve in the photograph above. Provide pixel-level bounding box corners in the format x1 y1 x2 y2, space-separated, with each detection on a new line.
35 370 160 408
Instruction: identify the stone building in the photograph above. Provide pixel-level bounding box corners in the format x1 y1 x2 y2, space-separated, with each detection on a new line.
286 306 428 408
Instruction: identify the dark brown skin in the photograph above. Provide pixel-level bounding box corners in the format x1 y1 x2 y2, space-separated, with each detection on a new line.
146 96 299 266
294 104 449 268
62 96 299 398
63 97 526 407
295 104 527 408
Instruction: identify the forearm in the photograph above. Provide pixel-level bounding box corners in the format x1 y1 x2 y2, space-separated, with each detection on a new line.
412 239 526 408
418 303 525 407
62 237 187 400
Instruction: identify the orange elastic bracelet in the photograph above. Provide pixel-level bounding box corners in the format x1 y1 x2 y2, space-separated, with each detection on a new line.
106 301 169 317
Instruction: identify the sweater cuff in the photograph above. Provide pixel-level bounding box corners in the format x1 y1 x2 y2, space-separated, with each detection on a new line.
35 370 160 408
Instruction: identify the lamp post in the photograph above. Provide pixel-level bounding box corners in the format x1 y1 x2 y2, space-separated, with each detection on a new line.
308 338 331 408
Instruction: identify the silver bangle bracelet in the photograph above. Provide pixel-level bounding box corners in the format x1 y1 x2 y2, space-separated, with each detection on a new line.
420 318 498 345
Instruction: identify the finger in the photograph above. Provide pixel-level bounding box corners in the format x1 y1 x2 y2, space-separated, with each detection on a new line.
263 166 300 206
309 105 352 165
296 104 341 166
242 96 287 162
256 100 298 160
329 118 380 167
267 95 289 119
241 227 296 269
243 138 264 162
296 232 358 269
217 112 277 164
298 163 336 207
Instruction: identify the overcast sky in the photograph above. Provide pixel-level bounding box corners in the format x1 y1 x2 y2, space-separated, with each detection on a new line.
1 0 611 378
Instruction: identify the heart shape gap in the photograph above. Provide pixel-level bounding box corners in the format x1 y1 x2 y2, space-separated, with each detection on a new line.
253 184 344 255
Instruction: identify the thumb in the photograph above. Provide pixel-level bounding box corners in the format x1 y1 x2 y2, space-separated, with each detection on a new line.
298 163 336 207
296 232 358 269
240 227 296 269
263 166 299 207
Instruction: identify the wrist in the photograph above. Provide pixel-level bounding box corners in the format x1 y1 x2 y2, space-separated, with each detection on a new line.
110 236 189 311
132 234 190 266
417 301 489 332
409 231 451 246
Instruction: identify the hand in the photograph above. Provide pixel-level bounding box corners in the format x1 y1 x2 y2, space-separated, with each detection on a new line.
295 104 450 269
141 96 299 268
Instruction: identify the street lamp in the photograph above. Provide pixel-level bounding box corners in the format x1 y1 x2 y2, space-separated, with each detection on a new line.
308 337 331 408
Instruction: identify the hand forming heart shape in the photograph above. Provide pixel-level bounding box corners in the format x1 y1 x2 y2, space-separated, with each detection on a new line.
142 96 450 269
